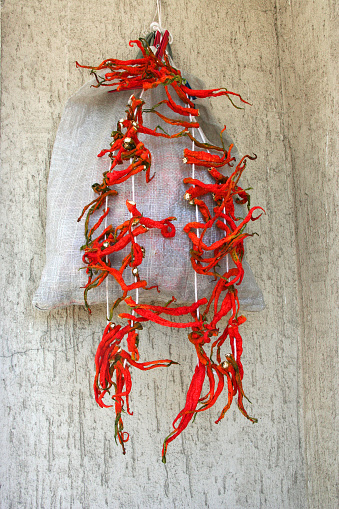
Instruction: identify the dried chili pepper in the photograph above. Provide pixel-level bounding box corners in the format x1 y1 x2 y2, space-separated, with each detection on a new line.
162 361 206 463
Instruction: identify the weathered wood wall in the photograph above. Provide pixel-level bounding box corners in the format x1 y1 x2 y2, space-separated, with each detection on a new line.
0 1 337 508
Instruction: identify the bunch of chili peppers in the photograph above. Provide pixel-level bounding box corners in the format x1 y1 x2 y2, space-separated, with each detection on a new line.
77 37 263 462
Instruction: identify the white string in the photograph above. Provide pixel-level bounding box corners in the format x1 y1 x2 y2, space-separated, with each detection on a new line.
105 186 110 323
131 170 139 310
186 114 200 368
194 124 236 361
188 118 200 321
150 0 173 44
130 89 145 311
104 89 145 322
155 0 162 29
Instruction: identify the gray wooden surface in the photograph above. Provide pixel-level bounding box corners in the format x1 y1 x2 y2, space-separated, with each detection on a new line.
0 1 337 508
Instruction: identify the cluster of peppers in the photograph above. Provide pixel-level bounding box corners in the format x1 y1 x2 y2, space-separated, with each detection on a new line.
77 37 263 462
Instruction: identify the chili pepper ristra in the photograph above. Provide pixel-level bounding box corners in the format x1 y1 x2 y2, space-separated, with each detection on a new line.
77 34 264 462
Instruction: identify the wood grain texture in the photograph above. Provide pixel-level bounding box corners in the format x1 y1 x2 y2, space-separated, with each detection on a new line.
0 0 336 508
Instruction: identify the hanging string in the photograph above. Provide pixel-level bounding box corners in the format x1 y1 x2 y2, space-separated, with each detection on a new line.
188 117 200 321
187 114 200 367
195 124 235 361
153 0 162 30
104 191 110 322
150 0 173 44
130 88 145 310
104 4 172 327
131 166 139 310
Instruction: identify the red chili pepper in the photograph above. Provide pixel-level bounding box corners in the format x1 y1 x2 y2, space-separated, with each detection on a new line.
151 110 200 129
124 296 207 316
180 85 251 107
197 365 224 413
162 361 206 463
215 371 234 424
170 81 195 107
183 145 234 168
164 86 199 117
120 309 202 329
130 243 143 268
120 350 177 371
